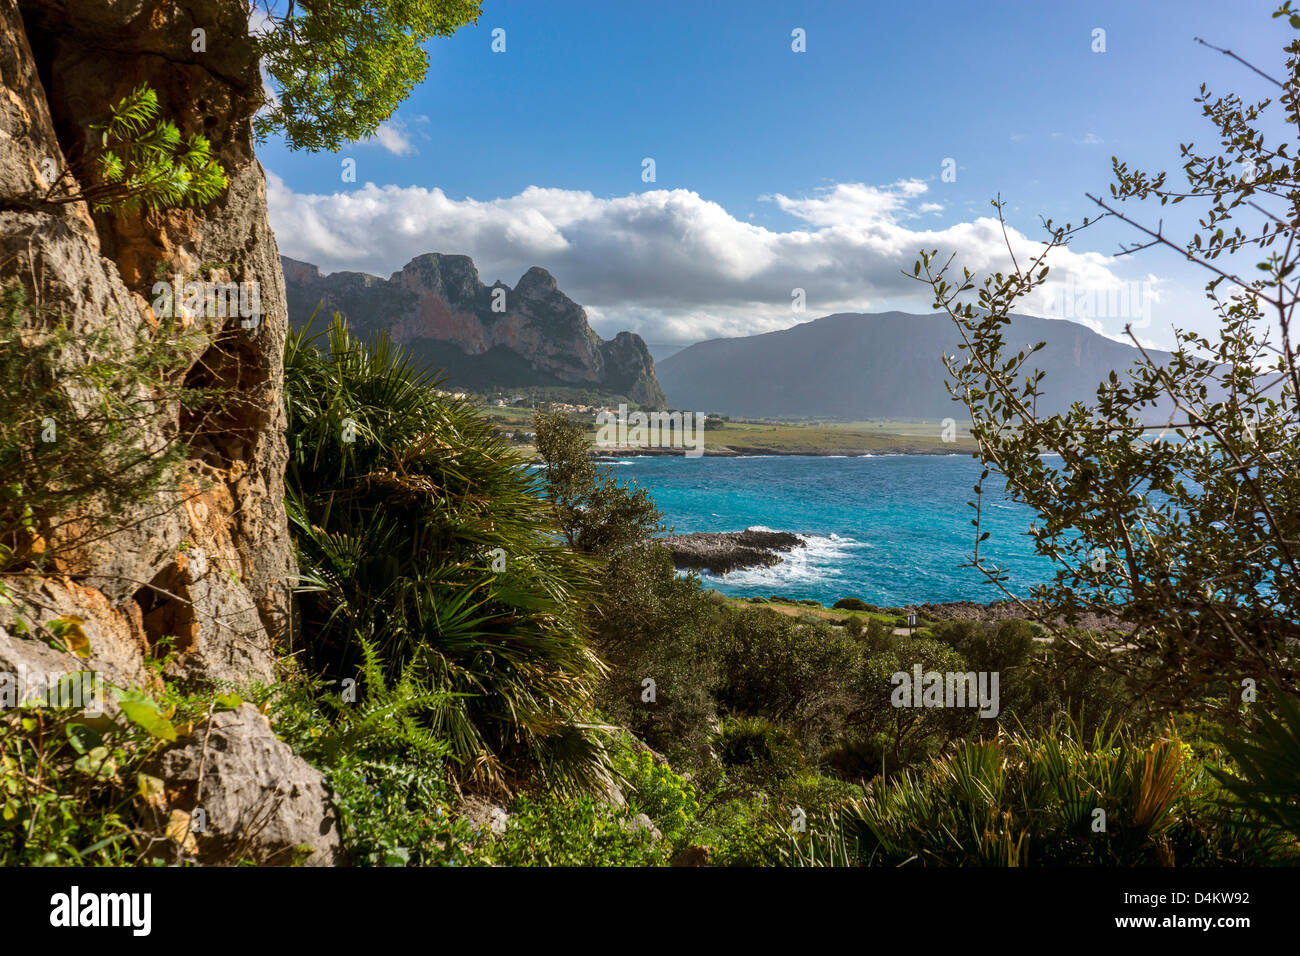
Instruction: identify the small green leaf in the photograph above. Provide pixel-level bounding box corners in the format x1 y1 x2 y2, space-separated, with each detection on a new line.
214 692 243 712
119 700 177 741
74 746 119 780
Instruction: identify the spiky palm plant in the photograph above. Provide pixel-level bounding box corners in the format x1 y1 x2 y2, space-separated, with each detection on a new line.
284 316 611 795
839 718 1260 865
1211 684 1300 855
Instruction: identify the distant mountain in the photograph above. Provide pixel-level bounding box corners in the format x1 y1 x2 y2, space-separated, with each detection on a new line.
657 311 1182 420
282 254 666 408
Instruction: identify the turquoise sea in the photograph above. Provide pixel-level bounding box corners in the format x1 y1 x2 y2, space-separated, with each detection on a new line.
608 454 1057 607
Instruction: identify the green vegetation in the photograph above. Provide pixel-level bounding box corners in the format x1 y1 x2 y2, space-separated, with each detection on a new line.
283 318 609 794
4 3 1298 872
0 681 244 866
6 309 1296 867
838 719 1277 866
34 84 226 213
252 0 482 151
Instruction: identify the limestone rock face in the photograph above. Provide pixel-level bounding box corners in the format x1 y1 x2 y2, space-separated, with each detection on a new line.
283 252 668 407
147 704 342 866
0 0 294 686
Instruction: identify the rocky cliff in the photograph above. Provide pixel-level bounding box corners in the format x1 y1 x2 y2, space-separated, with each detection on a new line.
0 0 334 863
283 253 667 408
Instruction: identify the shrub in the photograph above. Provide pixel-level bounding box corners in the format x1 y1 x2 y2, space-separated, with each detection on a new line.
833 598 872 612
284 318 610 794
477 793 668 867
714 612 860 756
587 544 724 766
614 743 699 846
269 643 475 867
716 717 805 782
1211 682 1300 855
843 718 1269 865
0 683 229 865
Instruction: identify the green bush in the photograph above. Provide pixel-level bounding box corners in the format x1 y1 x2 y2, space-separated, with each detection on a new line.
716 717 804 782
284 318 610 794
1211 682 1300 854
714 611 860 757
833 598 873 612
614 743 699 845
269 643 475 867
588 543 722 765
477 793 667 867
0 682 231 865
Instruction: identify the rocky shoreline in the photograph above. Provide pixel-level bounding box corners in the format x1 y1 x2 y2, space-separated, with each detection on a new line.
917 600 1134 632
660 528 1134 632
663 529 806 574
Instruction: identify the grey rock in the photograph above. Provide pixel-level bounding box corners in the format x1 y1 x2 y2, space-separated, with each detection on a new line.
2 0 295 686
628 812 661 842
147 704 342 866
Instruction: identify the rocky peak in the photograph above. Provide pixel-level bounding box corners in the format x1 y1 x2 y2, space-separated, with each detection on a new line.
396 253 482 304
283 253 666 407
282 257 323 286
515 265 559 298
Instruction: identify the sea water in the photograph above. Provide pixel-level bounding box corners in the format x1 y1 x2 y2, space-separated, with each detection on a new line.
608 454 1056 607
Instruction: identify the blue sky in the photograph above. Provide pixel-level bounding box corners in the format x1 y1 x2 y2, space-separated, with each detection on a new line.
260 0 1287 355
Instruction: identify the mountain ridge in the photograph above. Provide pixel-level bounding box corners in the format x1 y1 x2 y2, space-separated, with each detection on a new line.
282 254 666 407
657 310 1181 420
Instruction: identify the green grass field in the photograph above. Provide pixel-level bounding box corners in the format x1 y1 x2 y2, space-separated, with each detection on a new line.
480 405 978 456
688 418 976 455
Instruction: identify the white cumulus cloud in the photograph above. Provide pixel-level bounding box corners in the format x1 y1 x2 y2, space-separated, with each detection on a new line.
267 173 1160 347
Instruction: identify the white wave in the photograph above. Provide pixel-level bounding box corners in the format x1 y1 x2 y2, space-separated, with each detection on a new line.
696 530 864 589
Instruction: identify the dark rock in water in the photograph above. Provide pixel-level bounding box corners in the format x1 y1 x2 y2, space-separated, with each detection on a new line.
663 529 805 574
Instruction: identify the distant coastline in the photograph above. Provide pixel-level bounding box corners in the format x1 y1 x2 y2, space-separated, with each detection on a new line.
589 446 969 459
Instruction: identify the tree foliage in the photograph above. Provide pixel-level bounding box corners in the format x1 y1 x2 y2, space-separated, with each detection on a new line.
531 410 663 555
251 0 482 151
911 6 1300 716
30 84 227 213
